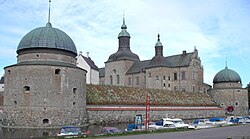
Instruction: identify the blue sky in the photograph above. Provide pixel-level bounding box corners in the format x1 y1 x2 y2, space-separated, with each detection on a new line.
0 0 249 87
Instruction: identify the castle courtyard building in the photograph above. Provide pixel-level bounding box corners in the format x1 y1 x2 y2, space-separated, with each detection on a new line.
100 18 205 93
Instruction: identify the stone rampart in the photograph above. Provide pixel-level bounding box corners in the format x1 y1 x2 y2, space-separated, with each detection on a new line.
87 105 225 125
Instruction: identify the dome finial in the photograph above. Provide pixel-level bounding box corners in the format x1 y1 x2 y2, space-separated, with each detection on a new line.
46 0 52 27
225 57 228 69
121 14 127 29
155 32 163 46
48 0 51 23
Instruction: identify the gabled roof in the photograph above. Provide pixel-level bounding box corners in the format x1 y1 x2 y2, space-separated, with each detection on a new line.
80 55 99 71
126 52 193 75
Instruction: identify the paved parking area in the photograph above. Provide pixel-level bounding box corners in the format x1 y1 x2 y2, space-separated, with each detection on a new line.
103 124 250 139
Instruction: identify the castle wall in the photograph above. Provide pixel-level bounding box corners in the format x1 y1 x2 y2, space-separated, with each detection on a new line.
3 64 87 127
87 105 225 125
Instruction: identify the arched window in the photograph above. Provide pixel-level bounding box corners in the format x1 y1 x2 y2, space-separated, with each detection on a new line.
43 119 49 124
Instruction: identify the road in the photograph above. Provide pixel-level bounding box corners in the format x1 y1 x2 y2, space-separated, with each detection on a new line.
103 124 250 139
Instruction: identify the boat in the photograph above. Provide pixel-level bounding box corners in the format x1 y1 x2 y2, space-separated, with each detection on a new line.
125 123 144 132
142 122 163 129
188 119 216 129
209 117 228 126
243 116 250 123
156 118 189 129
57 126 86 137
227 116 246 124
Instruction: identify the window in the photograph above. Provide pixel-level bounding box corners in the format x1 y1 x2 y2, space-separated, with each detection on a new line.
168 84 170 87
14 101 17 105
156 76 159 80
117 75 120 85
24 86 30 91
174 73 178 80
163 76 166 80
148 73 151 78
55 69 61 74
113 69 116 74
73 88 77 95
181 71 186 80
193 70 198 80
43 119 49 124
110 76 113 85
163 83 166 87
128 77 132 85
168 76 171 80
193 85 195 92
136 77 139 85
181 86 186 92
73 102 76 106
235 101 239 106
7 70 11 75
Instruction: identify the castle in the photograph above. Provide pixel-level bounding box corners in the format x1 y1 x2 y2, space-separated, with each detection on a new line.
0 2 248 128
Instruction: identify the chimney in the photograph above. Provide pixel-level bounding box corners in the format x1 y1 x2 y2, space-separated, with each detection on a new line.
183 50 186 55
86 52 89 58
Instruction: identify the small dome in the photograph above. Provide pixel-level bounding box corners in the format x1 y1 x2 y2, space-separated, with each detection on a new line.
213 67 241 83
17 23 77 56
107 50 140 62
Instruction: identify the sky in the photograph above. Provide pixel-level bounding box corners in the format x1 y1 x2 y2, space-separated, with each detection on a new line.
0 0 249 87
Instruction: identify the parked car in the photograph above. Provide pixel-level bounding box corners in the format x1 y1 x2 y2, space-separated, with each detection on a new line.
101 127 122 135
188 119 216 129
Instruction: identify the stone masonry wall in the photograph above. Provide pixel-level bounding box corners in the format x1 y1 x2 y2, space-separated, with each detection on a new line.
87 106 225 125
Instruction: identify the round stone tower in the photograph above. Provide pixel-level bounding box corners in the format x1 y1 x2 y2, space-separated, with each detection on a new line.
3 22 87 127
209 66 248 116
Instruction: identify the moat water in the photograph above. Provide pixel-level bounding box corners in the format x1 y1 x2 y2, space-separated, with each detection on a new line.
0 119 194 138
0 123 128 139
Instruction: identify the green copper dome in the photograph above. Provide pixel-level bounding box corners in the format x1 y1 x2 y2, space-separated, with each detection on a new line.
17 23 77 56
213 67 241 83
